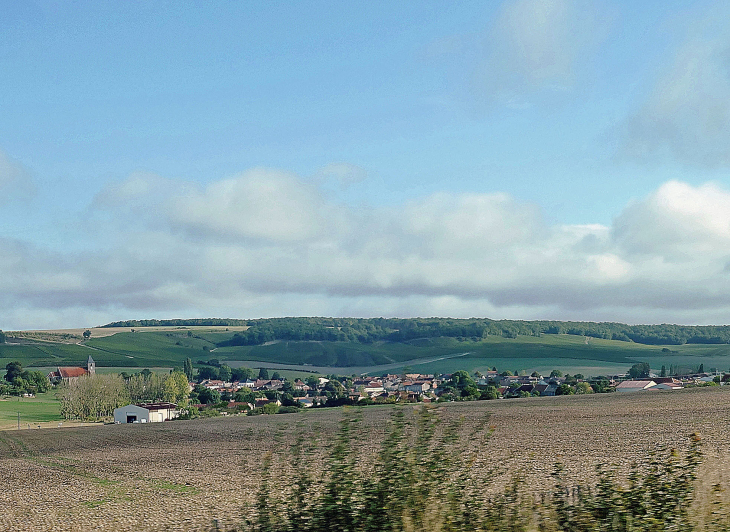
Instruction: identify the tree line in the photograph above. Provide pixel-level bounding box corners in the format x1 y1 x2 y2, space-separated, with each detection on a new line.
206 317 730 347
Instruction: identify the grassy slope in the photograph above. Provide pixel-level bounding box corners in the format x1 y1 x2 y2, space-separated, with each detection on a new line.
3 329 730 375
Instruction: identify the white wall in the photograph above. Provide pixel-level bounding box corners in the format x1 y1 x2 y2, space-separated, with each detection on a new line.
113 405 150 424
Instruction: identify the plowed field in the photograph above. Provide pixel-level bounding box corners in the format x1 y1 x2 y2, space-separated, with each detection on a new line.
3 387 730 531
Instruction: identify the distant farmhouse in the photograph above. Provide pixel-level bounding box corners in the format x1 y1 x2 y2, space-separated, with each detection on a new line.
615 380 656 392
48 355 96 384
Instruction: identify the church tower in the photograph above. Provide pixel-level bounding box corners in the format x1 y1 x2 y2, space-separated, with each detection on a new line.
87 355 96 376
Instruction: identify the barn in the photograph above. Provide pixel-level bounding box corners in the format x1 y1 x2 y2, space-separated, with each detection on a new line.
113 402 179 424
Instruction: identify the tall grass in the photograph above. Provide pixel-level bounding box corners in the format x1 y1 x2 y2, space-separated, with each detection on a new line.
220 407 711 532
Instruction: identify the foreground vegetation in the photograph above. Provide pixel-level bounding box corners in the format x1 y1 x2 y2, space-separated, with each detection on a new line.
240 407 706 532
3 389 730 531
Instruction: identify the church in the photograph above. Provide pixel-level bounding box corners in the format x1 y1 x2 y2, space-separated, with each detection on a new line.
48 355 96 384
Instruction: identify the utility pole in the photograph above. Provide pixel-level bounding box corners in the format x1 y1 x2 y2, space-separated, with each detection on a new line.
17 412 20 430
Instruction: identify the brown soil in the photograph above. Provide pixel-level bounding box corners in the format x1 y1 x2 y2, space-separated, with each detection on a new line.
1 387 729 531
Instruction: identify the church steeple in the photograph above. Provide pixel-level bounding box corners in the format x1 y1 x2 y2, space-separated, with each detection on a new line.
87 355 96 375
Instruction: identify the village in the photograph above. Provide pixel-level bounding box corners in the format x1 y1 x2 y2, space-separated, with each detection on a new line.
108 366 724 424
25 355 723 424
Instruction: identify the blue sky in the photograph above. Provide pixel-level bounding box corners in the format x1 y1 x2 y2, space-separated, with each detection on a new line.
2 0 730 329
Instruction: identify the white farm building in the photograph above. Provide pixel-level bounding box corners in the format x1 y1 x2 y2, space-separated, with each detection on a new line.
113 403 179 424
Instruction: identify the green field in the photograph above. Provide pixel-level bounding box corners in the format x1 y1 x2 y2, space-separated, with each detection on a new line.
3 328 730 377
0 393 61 428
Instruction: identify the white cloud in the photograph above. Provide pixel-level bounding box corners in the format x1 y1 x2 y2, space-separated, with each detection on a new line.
167 168 342 243
613 180 730 259
9 170 730 328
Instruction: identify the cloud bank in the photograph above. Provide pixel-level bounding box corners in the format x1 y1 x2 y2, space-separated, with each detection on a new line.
3 168 730 329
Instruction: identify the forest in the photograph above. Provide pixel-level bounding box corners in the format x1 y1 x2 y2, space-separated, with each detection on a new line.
102 317 730 347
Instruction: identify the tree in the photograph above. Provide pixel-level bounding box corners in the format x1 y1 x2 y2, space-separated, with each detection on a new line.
698 363 705 374
25 371 50 394
163 371 191 407
197 366 218 381
83 329 91 340
4 361 23 383
264 390 279 401
628 362 650 379
323 380 345 399
0 330 5 343
480 386 499 400
271 371 282 380
449 371 476 391
184 358 194 381
218 364 232 382
461 385 481 399
194 385 220 405
234 388 255 403
660 365 667 377
305 376 319 389
59 374 130 420
550 369 563 378
575 382 594 394
556 384 574 396
258 368 270 380
232 367 254 381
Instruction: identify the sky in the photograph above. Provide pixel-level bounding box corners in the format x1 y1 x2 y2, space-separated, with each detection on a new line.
2 0 730 329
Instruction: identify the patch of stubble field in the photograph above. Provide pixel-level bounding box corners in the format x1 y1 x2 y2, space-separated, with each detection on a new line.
2 387 730 531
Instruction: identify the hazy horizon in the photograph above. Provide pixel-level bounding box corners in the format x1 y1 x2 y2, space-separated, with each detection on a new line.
3 1 730 330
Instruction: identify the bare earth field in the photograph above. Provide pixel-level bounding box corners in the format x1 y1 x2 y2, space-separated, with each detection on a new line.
2 387 730 531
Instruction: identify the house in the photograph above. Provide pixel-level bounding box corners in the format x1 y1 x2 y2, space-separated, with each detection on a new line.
399 381 431 394
114 402 179 424
654 382 683 390
364 382 385 395
48 355 96 384
297 397 314 408
615 380 657 392
254 398 281 408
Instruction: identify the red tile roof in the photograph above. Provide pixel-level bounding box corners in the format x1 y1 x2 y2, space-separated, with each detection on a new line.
58 367 88 378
